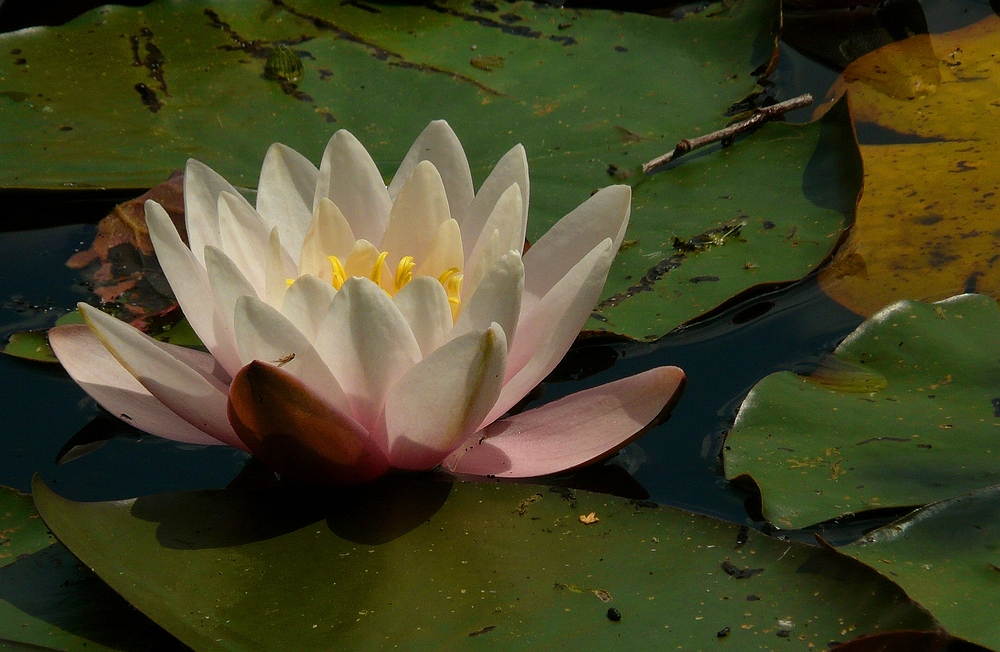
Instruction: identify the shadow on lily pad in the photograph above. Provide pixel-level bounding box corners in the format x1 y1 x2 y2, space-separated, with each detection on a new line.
129 471 453 548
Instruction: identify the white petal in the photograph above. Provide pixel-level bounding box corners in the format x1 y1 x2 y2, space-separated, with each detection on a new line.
298 198 356 279
414 219 464 280
264 227 292 309
204 245 258 349
282 274 337 342
388 120 474 225
314 130 391 244
482 238 614 427
185 159 253 267
146 200 242 376
78 304 243 449
464 228 503 300
379 160 451 270
50 324 225 446
464 183 522 296
218 191 269 295
382 323 507 470
522 185 630 311
234 295 351 414
464 144 529 259
256 142 319 257
315 277 421 432
392 276 453 358
453 250 523 345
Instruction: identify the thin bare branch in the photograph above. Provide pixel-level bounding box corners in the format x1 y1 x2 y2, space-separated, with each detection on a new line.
642 94 814 175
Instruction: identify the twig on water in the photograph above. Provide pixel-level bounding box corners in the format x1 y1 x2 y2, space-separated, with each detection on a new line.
641 93 814 175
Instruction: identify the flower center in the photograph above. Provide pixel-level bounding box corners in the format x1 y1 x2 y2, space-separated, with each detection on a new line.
289 251 463 322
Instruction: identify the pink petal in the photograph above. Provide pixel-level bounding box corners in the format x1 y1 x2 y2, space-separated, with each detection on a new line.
521 185 630 313
483 238 614 426
49 325 226 446
228 361 390 486
76 305 245 449
382 324 507 471
388 120 474 225
443 366 685 477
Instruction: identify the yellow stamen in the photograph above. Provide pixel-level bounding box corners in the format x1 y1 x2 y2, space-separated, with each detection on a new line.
438 267 463 322
328 255 347 290
394 256 415 293
285 278 295 287
370 250 389 288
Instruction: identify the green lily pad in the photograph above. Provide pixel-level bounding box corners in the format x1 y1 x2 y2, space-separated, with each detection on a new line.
841 484 1000 651
0 0 860 339
0 485 180 650
589 96 861 338
4 313 202 364
1 332 57 364
723 294 1000 530
33 475 936 650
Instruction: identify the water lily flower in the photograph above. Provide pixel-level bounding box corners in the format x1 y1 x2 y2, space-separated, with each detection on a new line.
50 121 684 485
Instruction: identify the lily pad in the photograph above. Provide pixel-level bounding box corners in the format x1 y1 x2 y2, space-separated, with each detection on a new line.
589 96 861 338
841 484 1000 651
817 16 1000 317
1 331 57 364
724 294 1000 529
0 0 862 339
3 312 201 363
33 475 936 650
0 485 181 650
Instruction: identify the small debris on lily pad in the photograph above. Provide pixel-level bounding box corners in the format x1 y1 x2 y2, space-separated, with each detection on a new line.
579 512 599 524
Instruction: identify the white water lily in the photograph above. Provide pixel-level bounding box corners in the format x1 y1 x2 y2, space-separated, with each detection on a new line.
50 121 684 485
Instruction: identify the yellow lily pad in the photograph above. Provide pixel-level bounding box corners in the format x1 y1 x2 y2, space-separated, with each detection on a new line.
817 16 1000 316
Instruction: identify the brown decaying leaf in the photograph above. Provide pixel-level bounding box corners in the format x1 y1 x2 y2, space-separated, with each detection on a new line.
67 170 185 330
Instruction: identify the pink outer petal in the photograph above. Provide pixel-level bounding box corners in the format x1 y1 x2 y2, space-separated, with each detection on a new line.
78 304 245 450
49 325 228 446
443 366 685 478
482 238 613 426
